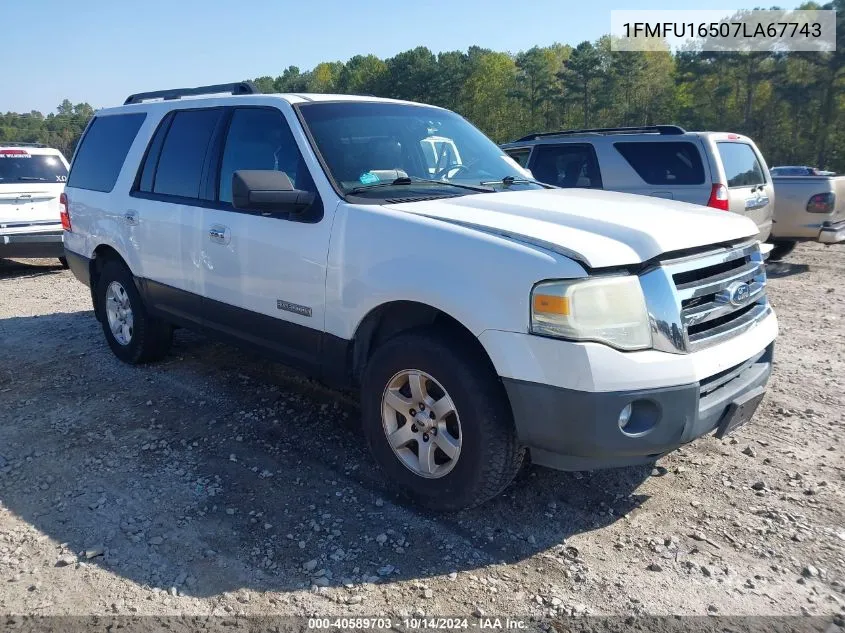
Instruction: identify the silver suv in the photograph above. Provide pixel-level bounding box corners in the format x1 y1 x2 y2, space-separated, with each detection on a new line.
501 126 774 242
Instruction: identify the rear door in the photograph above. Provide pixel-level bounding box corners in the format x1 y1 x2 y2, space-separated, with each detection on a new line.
129 108 223 324
611 140 711 203
713 140 773 239
0 149 68 226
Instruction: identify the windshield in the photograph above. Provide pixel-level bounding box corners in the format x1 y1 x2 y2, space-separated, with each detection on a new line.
297 102 542 198
0 151 68 183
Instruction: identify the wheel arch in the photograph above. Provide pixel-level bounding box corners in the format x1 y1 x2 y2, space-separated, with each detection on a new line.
347 300 500 386
88 244 133 321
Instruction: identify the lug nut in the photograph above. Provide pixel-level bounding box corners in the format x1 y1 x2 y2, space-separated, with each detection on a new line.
409 409 416 416
411 424 418 433
429 412 436 419
419 403 425 411
422 434 430 442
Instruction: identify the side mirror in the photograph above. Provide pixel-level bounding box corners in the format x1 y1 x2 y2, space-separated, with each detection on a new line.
232 170 315 214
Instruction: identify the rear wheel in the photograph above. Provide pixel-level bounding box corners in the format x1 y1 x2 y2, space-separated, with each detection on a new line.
767 240 797 261
96 259 172 364
361 329 524 511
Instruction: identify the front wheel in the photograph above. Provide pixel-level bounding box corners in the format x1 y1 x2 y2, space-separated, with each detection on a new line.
361 329 524 511
95 259 172 364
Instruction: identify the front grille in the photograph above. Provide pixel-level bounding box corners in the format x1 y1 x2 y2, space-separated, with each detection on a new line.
644 240 771 353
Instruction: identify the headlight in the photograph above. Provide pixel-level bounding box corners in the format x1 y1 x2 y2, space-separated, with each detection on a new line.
530 276 652 351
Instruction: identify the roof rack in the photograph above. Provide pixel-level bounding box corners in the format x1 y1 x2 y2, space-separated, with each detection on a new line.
0 142 47 148
513 125 687 142
124 81 259 105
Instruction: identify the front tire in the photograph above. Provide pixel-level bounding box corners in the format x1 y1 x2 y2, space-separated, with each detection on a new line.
361 329 524 511
95 259 172 364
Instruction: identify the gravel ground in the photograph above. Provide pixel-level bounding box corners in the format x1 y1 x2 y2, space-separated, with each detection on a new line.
0 243 843 620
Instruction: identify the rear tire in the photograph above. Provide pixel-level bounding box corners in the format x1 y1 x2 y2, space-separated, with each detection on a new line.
767 240 797 261
58 257 69 269
95 259 172 364
361 329 524 511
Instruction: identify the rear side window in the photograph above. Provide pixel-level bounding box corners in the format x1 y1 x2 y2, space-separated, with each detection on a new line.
614 141 704 185
153 109 222 199
67 113 146 192
717 142 765 188
530 144 602 188
504 148 531 167
0 151 67 184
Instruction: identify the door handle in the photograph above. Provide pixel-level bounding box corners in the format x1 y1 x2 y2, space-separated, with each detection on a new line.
208 224 230 245
124 210 139 226
745 195 770 210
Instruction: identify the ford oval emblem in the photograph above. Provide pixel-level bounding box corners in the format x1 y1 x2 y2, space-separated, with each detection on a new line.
728 282 750 306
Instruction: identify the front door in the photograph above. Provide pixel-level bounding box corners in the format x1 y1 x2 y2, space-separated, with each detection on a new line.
200 105 334 371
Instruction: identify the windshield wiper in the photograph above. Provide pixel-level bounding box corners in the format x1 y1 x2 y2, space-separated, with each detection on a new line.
479 176 554 189
17 176 49 182
347 176 493 195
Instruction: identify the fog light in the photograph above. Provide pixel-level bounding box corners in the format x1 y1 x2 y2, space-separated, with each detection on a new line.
617 399 660 436
618 403 633 430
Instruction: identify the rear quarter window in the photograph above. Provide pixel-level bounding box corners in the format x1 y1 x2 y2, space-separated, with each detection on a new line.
504 148 531 167
716 142 766 187
67 113 146 193
614 141 705 185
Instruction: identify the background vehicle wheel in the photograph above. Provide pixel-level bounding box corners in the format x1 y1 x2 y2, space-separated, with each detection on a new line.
58 256 69 269
95 259 172 364
767 240 797 261
361 329 524 511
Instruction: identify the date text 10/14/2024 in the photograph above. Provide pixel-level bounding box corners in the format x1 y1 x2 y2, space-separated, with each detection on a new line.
307 617 529 630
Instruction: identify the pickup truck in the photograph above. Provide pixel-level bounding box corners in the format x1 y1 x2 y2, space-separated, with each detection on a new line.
62 83 778 510
769 175 845 259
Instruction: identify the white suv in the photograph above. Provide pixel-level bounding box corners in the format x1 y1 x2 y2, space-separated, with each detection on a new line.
0 143 70 266
63 83 778 510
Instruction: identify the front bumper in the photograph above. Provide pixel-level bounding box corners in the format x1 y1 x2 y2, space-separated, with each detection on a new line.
504 343 773 470
0 223 64 259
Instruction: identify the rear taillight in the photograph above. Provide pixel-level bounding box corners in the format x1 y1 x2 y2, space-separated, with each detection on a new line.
806 192 835 214
707 183 729 211
59 192 71 231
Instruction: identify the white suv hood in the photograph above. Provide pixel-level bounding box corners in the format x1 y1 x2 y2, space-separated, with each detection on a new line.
392 188 759 268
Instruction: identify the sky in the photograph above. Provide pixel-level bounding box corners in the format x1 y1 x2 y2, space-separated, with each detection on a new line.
3 0 796 114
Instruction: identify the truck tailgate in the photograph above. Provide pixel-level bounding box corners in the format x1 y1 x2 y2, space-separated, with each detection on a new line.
771 175 845 240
